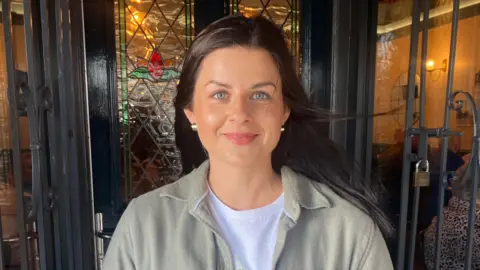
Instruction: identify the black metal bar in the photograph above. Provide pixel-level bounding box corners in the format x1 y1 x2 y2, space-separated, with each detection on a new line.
0 209 5 270
23 0 57 268
407 128 462 137
1 1 29 269
54 0 76 268
300 0 312 97
55 0 96 268
106 0 123 226
39 0 64 268
353 0 368 176
464 136 479 268
418 2 430 134
328 0 348 147
435 1 460 269
396 0 421 268
407 1 431 268
353 0 377 179
363 0 377 180
407 187 420 269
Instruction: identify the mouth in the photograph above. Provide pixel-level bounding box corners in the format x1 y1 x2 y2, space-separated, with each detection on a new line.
223 133 258 145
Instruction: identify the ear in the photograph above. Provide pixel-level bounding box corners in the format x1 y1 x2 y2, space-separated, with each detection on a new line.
184 108 196 125
282 106 291 125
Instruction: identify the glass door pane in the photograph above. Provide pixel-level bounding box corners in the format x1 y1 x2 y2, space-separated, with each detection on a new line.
115 0 194 201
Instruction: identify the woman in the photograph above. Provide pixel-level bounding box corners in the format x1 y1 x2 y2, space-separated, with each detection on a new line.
103 15 393 269
423 153 480 270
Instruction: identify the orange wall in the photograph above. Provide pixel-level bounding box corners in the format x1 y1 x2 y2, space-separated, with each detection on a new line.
373 14 480 151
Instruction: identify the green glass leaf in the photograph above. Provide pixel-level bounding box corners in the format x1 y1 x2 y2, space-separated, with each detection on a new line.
159 68 181 81
129 67 153 81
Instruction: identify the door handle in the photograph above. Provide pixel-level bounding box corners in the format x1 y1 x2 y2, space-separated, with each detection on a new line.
95 231 112 240
94 213 113 269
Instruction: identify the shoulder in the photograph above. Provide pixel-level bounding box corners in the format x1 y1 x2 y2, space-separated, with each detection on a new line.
133 161 209 208
285 167 375 230
284 169 392 268
297 176 391 268
313 180 374 226
129 173 200 216
288 169 379 245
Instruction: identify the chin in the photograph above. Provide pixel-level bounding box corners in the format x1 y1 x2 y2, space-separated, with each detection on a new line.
220 151 265 168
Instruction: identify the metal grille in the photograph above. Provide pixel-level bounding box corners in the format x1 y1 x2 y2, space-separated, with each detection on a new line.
1 1 39 268
1 0 95 268
115 0 194 200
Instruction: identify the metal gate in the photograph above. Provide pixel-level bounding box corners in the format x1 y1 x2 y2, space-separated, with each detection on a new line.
0 0 95 269
393 0 479 269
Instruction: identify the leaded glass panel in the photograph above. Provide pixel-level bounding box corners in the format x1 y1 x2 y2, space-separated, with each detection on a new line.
230 0 300 70
115 0 194 200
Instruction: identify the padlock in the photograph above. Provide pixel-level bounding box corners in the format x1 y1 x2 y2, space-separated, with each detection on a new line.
414 159 430 187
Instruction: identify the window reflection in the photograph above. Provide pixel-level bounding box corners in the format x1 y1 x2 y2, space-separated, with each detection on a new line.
373 0 480 268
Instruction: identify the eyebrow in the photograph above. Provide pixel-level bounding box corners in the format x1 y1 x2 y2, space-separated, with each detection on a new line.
251 82 276 89
205 80 231 88
204 80 276 89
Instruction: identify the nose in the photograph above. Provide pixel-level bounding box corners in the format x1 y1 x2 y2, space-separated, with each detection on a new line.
227 96 251 123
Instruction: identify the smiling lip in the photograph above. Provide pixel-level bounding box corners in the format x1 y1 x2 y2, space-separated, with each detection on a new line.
223 133 258 145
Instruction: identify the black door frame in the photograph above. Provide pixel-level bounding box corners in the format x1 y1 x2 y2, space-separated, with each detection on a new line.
327 0 379 179
300 0 379 179
84 0 124 231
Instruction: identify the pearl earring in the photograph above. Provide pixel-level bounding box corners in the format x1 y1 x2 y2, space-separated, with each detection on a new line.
281 127 285 132
191 124 198 131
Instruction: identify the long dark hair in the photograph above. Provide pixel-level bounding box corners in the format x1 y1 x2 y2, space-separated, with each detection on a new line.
174 15 393 236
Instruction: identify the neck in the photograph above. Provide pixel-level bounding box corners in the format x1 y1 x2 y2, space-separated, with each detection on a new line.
208 157 283 211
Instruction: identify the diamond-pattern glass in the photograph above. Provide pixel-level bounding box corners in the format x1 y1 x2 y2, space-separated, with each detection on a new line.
115 0 194 200
230 0 300 70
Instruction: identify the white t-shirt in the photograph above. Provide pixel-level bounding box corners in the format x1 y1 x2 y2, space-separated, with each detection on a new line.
208 189 284 270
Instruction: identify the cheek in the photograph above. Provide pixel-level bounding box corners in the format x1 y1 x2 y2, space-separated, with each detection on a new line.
195 104 226 134
253 106 285 137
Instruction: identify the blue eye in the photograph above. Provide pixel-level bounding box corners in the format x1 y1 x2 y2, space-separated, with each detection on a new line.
212 92 228 99
251 92 270 100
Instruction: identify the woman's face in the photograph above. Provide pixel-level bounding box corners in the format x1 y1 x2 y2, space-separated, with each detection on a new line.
184 47 290 167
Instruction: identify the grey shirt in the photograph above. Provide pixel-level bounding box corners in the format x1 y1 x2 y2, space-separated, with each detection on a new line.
103 161 393 270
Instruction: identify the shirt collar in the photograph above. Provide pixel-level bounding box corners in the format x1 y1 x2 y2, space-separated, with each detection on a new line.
158 160 331 222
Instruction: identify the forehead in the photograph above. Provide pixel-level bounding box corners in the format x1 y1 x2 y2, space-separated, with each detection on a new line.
196 47 280 87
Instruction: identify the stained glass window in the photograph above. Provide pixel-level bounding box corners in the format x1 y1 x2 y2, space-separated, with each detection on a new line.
115 0 194 200
230 0 300 70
